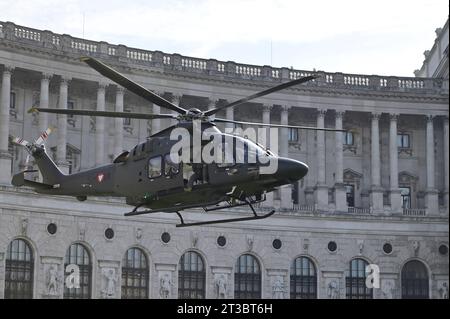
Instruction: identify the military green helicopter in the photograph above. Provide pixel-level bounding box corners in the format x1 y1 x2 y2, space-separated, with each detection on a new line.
11 57 343 227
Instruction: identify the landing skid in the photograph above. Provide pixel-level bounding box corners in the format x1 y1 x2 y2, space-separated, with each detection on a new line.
124 197 275 227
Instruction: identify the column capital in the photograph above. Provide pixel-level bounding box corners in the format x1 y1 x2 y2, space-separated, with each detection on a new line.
116 86 125 94
335 110 345 119
262 104 273 112
207 98 218 109
371 112 381 120
41 72 53 80
281 105 291 112
443 115 449 124
426 114 434 123
98 82 108 90
59 76 71 85
317 108 327 116
389 113 399 121
2 65 14 74
170 94 182 105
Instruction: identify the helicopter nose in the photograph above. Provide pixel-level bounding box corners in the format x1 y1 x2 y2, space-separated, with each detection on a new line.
277 157 309 182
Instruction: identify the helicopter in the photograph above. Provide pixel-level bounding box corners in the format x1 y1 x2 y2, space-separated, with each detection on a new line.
11 57 344 227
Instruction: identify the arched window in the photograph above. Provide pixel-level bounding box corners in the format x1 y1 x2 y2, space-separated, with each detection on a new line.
64 243 92 299
346 258 373 299
121 247 149 299
178 251 205 299
4 239 34 299
235 254 261 299
401 260 429 299
290 256 317 299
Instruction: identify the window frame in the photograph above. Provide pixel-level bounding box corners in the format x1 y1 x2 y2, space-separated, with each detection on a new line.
178 251 206 299
343 131 354 146
290 256 317 299
397 133 410 149
4 239 34 299
63 243 92 299
288 128 299 142
345 258 373 299
121 247 149 299
345 183 355 207
401 260 429 299
399 186 411 209
234 254 262 299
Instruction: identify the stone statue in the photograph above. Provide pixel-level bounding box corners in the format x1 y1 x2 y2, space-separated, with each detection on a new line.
327 280 339 299
272 276 285 299
381 280 395 299
357 240 364 255
160 273 173 299
135 228 142 241
47 264 59 296
102 268 117 298
412 241 420 256
439 282 448 299
192 232 199 248
215 274 228 299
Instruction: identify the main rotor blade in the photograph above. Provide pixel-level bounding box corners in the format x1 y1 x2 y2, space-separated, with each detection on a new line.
213 118 346 132
80 56 187 115
204 75 317 117
29 108 177 120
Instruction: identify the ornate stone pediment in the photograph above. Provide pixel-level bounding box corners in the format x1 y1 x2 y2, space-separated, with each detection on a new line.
399 171 418 191
343 168 363 189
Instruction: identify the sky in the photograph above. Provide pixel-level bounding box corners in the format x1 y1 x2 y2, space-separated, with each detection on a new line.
0 0 448 76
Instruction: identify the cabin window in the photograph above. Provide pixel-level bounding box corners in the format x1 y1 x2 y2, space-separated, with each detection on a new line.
164 154 179 176
148 156 162 178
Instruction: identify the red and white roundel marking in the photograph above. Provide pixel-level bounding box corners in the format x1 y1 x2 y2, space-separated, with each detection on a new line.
97 173 105 183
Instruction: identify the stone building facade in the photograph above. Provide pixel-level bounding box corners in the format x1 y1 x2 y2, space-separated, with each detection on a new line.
0 20 448 299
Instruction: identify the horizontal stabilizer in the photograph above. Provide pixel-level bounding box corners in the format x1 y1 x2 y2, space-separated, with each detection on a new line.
12 171 53 189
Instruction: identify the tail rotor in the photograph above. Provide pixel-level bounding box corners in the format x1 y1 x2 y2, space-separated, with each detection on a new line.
11 127 55 169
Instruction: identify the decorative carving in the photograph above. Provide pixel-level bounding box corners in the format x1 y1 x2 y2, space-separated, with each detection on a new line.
327 280 340 299
272 275 286 299
191 232 199 248
303 239 310 252
246 235 254 251
412 241 420 256
214 274 228 299
159 272 173 299
90 117 96 133
21 218 28 236
46 264 60 296
357 240 364 255
78 222 86 241
371 112 381 120
438 281 448 299
101 268 117 298
381 279 395 299
135 227 143 242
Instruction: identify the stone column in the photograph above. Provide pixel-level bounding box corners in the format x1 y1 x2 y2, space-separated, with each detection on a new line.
444 116 449 215
315 108 328 210
425 115 439 215
95 83 107 166
370 112 383 212
280 105 292 209
207 98 217 121
39 73 52 134
114 86 124 157
225 106 234 131
262 104 274 207
152 102 161 134
334 111 347 212
170 94 181 126
389 114 401 214
0 65 14 185
56 77 70 173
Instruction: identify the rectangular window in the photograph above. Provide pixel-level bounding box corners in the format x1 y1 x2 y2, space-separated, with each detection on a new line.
10 92 16 109
288 128 298 142
397 133 410 148
148 156 162 178
400 187 411 209
164 153 179 176
343 131 354 145
345 184 355 207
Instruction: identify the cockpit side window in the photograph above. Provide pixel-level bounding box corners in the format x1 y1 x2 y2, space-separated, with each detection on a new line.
164 153 180 176
148 156 162 178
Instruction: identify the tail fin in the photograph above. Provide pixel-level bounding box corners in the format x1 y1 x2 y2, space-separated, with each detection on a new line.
11 127 64 186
